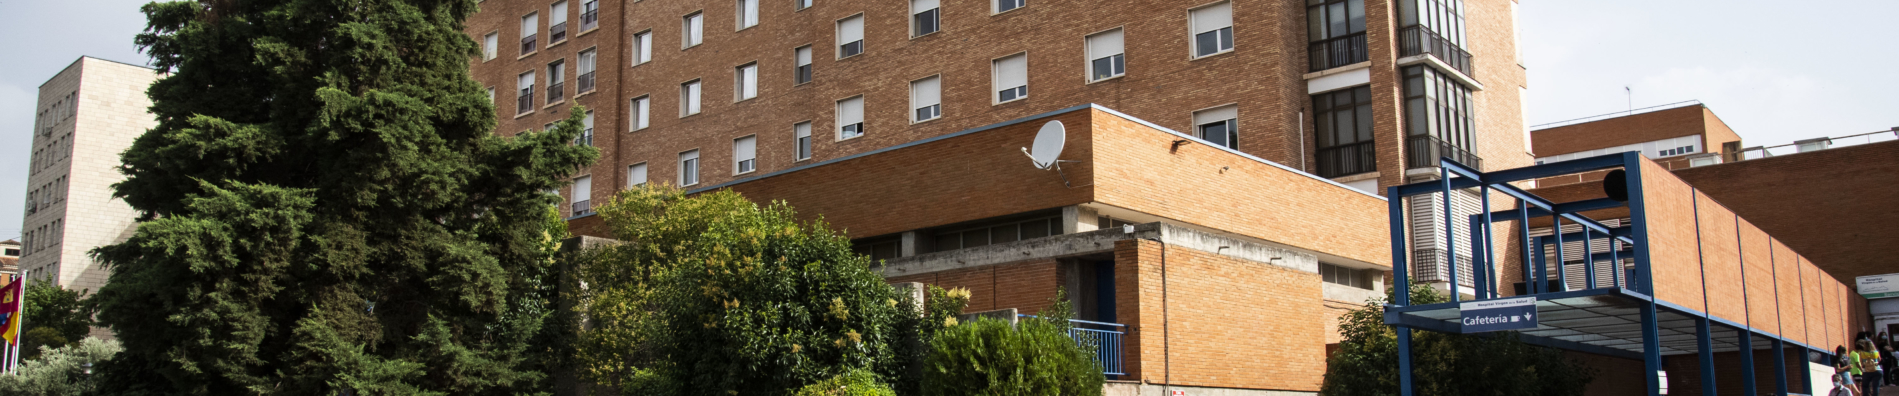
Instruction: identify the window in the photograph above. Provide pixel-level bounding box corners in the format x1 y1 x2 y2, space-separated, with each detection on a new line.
483 32 498 60
1193 105 1238 149
837 15 864 58
1401 65 1476 168
630 96 651 130
486 86 495 105
517 71 536 114
1320 263 1374 289
577 49 597 93
1397 0 1466 49
680 150 701 185
574 111 595 146
633 30 654 65
1190 2 1234 57
992 53 1027 103
734 135 758 173
1306 0 1367 70
911 76 942 122
794 122 813 160
797 0 813 11
794 46 814 84
836 96 864 139
912 0 940 37
684 12 704 48
570 175 592 216
931 216 1059 252
629 163 649 187
520 13 539 54
735 63 758 100
995 0 1024 13
1313 86 1375 177
550 1 569 43
581 0 599 31
681 80 702 116
547 59 566 102
737 0 760 29
1086 29 1125 81
852 237 901 261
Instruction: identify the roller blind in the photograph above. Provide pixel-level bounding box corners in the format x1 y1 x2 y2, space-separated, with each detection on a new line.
1191 2 1232 34
1087 29 1124 60
484 33 497 58
838 16 864 44
684 81 702 114
796 46 812 65
636 32 652 63
522 14 538 36
995 54 1027 89
914 0 939 13
796 122 812 138
1195 105 1238 124
571 176 590 203
739 64 758 99
551 1 567 23
838 97 864 125
740 0 760 27
520 72 535 89
629 163 648 186
582 111 594 130
912 77 941 110
633 97 650 129
735 136 757 163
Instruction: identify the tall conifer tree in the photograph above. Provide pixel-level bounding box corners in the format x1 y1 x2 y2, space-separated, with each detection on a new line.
90 0 597 393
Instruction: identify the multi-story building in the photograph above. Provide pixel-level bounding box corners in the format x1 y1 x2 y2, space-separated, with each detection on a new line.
0 239 19 278
17 57 160 293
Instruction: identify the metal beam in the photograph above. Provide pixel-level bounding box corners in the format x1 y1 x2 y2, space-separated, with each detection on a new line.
1486 197 1628 220
1697 317 1717 396
1739 328 1757 396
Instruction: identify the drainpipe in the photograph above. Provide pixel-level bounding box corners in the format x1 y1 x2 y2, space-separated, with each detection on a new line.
1141 235 1169 394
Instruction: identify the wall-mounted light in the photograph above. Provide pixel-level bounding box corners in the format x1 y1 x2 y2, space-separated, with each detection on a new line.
1171 139 1193 152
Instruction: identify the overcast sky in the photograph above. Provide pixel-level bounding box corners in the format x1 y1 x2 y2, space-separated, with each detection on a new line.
2 0 1896 241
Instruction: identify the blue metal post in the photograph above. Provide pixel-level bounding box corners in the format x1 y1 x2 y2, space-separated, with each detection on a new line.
1552 215 1567 291
1641 303 1665 396
1533 237 1549 294
1388 186 1410 306
1397 327 1415 396
1442 167 1458 302
1518 200 1535 296
1583 228 1597 289
1479 186 1496 299
1697 317 1717 396
1611 239 1623 289
1773 338 1789 396
1739 329 1757 396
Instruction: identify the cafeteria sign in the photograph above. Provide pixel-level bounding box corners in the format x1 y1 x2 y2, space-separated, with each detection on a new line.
1460 297 1538 333
1859 273 1899 299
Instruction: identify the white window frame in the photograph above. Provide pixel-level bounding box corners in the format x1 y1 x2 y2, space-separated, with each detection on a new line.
629 163 649 187
794 45 814 85
571 175 591 205
992 53 1028 104
681 80 702 116
797 0 813 11
736 63 759 101
910 75 942 123
679 150 701 186
1192 104 1239 150
578 48 597 92
1189 1 1235 58
517 70 537 114
1086 28 1126 82
836 96 865 140
633 30 654 65
734 135 758 174
630 95 651 130
794 121 813 161
837 14 865 59
683 12 705 48
994 0 1025 14
737 0 760 30
550 1 569 42
911 0 941 37
483 32 499 60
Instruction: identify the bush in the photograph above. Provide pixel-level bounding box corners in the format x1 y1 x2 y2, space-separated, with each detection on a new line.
920 297 1104 396
20 282 95 360
793 369 897 396
0 337 122 396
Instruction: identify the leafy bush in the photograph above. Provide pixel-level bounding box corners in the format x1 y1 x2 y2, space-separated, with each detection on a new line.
793 369 897 396
0 337 122 396
1320 282 1596 396
920 293 1104 396
20 282 95 360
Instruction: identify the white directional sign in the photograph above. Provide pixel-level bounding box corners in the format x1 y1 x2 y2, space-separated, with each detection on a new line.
1460 297 1539 333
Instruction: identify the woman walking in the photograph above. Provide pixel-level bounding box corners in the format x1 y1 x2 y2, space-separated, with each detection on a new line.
1839 345 1862 396
1857 340 1884 396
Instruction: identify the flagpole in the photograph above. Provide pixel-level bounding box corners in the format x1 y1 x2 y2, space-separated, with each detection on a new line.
7 269 25 374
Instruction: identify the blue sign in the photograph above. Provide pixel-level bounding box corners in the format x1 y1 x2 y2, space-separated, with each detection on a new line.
1460 297 1538 333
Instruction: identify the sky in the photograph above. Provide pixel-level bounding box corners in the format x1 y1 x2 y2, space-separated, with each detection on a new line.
1 0 1896 241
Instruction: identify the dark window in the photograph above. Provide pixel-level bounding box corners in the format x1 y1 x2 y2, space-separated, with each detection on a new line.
932 216 1059 252
1313 86 1376 177
796 64 813 84
1090 54 1125 81
547 60 565 102
842 123 863 137
1402 65 1479 169
998 86 1026 102
996 0 1024 13
1194 28 1233 57
1321 263 1374 290
915 104 941 122
914 8 939 36
853 239 901 262
1197 118 1236 150
798 0 813 10
840 41 863 58
1396 0 1471 76
1306 0 1367 71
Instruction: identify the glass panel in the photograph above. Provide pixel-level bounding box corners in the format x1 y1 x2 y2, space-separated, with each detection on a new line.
1022 219 1050 239
1334 110 1354 147
1327 3 1346 38
992 225 1020 243
1347 0 1365 33
1405 98 1426 136
1313 107 1333 146
935 234 959 251
1307 6 1325 41
962 229 990 248
1355 105 1373 142
1195 31 1218 56
1399 0 1417 26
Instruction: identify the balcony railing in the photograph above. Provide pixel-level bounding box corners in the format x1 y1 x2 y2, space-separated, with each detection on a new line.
1021 315 1125 376
516 90 534 114
521 34 536 54
547 81 564 102
550 22 568 43
577 72 595 93
572 200 592 217
1405 135 1481 170
1309 32 1368 72
581 9 599 31
1316 141 1377 178
1398 26 1473 78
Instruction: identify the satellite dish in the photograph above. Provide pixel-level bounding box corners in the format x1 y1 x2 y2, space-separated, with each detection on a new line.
1022 121 1066 169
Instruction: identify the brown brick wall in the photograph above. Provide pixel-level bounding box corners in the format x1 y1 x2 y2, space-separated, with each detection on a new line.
1660 349 1810 396
1639 159 1706 310
1671 140 1899 282
1739 219 1778 336
1694 192 1745 322
1531 105 1732 159
884 259 1063 315
1773 240 1806 345
1117 239 1325 391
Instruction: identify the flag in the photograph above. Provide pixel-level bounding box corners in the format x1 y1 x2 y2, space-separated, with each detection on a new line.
0 277 20 345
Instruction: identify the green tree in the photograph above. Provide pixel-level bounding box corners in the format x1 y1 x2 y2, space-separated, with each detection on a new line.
0 337 123 396
576 186 912 395
18 282 96 360
89 0 597 393
919 291 1104 396
1319 282 1596 396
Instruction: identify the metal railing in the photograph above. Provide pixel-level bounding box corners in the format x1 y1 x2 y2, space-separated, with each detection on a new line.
521 34 537 54
547 81 564 102
1405 135 1481 170
516 89 534 114
580 9 598 31
1736 129 1899 160
550 22 568 43
1316 141 1377 178
1020 315 1125 376
1398 26 1473 78
577 72 595 93
1309 32 1368 72
572 200 592 217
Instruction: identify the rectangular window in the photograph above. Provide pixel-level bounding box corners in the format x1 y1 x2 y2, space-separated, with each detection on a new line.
837 15 865 58
547 59 566 102
517 71 536 114
574 111 595 146
996 0 1024 13
795 122 813 160
736 63 759 100
520 13 539 54
1320 263 1373 289
1313 86 1376 177
577 49 597 93
993 53 1027 103
681 80 702 116
1193 105 1238 150
1306 0 1367 71
734 135 758 173
680 150 701 185
486 87 495 104
1401 65 1477 169
738 0 760 29
912 0 940 37
684 12 704 48
550 1 569 43
633 30 654 65
911 76 942 122
571 175 592 217
631 96 651 130
1190 2 1234 57
483 32 498 60
629 163 649 187
794 46 814 84
837 96 864 139
798 0 813 11
581 0 599 31
1086 29 1125 81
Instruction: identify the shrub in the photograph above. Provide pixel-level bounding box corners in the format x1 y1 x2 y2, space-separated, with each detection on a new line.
793 369 897 396
919 304 1104 396
0 337 122 396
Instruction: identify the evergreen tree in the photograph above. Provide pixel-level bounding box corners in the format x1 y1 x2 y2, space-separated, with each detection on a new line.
90 0 597 394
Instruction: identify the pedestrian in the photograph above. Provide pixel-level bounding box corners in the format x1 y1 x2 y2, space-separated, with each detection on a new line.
1885 343 1898 386
1838 345 1861 396
1856 340 1883 396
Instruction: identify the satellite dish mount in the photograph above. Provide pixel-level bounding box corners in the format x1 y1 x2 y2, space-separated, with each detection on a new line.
1021 121 1089 188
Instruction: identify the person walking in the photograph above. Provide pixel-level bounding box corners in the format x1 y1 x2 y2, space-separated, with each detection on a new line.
1839 345 1862 396
1857 340 1884 396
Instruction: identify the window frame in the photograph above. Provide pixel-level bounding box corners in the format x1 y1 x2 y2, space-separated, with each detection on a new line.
737 0 761 30
993 0 1026 15
520 12 540 56
681 79 703 117
546 58 566 104
679 150 701 186
991 52 1029 104
836 95 865 140
628 162 649 187
516 70 538 115
1312 86 1377 178
734 135 759 174
1085 27 1127 82
1188 1 1235 59
482 31 500 60
683 11 705 49
793 45 815 85
735 62 759 101
577 47 598 93
910 75 943 123
911 0 941 38
549 0 570 44
797 0 813 11
836 14 866 59
1191 104 1239 150
630 95 651 130
632 30 654 65
794 121 814 161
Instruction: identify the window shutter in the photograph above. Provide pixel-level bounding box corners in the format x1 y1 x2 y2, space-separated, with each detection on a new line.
582 111 594 130
1087 29 1124 60
736 136 757 162
796 122 812 138
839 16 865 45
996 54 1028 89
580 51 595 73
552 1 568 23
796 47 813 66
914 0 939 13
520 72 534 89
629 163 648 186
913 77 941 110
839 97 864 126
1191 2 1233 34
522 14 538 36
1195 105 1238 125
571 176 590 203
